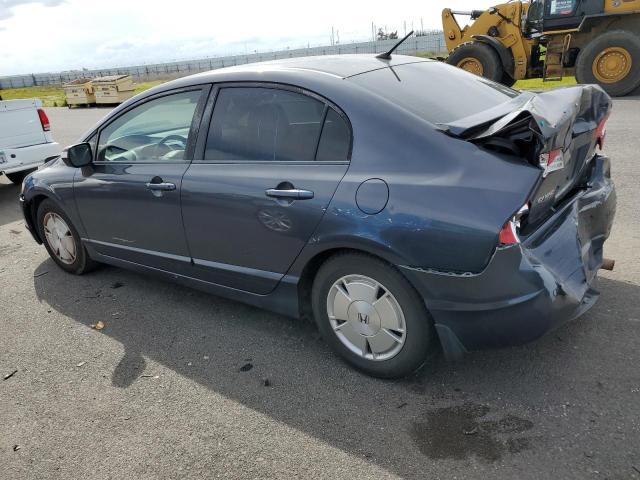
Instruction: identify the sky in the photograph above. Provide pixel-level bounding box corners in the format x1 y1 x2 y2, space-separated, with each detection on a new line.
0 0 497 75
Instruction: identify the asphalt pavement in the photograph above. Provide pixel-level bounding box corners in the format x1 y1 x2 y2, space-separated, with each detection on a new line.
0 98 639 479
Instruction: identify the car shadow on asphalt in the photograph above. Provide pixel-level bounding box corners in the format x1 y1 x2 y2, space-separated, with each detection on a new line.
0 181 22 227
32 259 640 478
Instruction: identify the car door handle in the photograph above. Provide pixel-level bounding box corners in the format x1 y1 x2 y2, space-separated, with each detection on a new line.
265 188 314 200
146 182 176 191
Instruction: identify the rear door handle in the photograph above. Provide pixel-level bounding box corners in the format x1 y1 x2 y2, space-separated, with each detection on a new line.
265 188 314 200
146 182 176 191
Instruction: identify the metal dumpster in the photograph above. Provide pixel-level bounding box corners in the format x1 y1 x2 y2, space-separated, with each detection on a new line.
63 78 95 108
93 75 135 105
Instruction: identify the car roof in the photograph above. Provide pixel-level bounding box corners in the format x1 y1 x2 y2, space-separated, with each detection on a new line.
145 55 433 92
215 54 433 79
99 55 435 131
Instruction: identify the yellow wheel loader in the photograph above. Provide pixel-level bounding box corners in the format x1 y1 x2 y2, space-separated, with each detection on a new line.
443 0 640 96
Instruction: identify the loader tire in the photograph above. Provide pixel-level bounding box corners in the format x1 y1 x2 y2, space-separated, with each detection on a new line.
575 30 640 97
446 42 503 82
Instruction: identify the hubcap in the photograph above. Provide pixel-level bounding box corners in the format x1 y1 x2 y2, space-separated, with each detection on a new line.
43 212 76 265
593 47 632 84
327 275 406 361
457 57 484 76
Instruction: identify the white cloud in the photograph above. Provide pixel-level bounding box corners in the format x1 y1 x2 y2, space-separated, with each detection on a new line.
0 0 497 75
0 0 64 21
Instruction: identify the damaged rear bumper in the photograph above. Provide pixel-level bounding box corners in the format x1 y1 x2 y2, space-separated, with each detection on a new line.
400 155 616 359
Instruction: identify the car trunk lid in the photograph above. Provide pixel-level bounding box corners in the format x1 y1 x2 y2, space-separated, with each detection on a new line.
440 85 612 228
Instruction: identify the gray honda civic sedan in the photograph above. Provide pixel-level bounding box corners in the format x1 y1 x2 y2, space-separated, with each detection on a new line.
20 54 615 378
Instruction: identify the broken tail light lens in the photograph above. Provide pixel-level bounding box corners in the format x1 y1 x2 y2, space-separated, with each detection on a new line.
594 113 609 150
499 221 519 245
37 108 50 132
498 204 530 246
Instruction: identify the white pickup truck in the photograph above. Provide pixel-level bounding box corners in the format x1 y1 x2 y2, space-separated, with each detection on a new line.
0 99 61 184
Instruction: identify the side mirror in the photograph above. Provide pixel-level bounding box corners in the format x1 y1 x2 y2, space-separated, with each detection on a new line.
488 7 498 14
63 142 93 168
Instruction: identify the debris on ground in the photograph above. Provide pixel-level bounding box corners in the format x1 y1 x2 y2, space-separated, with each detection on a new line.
33 271 48 278
203 355 209 360
91 321 105 330
3 369 18 381
10 229 22 235
141 374 159 379
240 363 253 372
111 282 124 289
463 427 479 435
397 402 408 409
263 378 271 387
13 445 20 452
76 361 86 368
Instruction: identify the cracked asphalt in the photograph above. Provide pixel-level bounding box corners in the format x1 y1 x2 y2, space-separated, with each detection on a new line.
1 97 639 479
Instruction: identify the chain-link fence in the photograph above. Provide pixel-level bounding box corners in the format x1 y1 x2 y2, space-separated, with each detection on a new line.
0 32 446 89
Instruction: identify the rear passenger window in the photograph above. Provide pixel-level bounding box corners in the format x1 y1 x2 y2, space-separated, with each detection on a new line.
205 87 325 162
316 109 351 162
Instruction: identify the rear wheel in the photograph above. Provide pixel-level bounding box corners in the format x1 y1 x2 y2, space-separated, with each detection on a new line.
37 199 97 274
311 253 437 378
575 30 640 97
447 41 503 82
6 168 36 185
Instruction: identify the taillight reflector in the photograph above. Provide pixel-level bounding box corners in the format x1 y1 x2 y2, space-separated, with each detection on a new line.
498 203 529 246
594 113 609 150
499 221 519 245
37 108 50 131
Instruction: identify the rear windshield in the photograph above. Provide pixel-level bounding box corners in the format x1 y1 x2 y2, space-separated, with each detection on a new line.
349 61 520 124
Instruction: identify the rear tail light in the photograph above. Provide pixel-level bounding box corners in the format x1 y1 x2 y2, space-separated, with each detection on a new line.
499 204 529 246
594 113 609 150
499 221 519 245
539 148 564 177
37 108 50 131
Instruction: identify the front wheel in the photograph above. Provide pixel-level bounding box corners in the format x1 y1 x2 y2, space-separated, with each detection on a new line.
311 253 437 378
36 199 97 274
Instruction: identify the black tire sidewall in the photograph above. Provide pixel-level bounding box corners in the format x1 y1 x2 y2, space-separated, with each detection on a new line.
447 42 503 82
36 199 90 274
575 30 640 97
311 253 436 378
501 72 517 88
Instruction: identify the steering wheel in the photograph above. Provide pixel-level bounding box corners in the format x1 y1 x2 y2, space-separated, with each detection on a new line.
154 134 187 157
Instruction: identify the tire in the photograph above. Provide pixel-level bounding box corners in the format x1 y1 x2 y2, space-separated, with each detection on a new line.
36 199 97 275
5 168 36 185
446 41 503 82
575 30 640 97
501 73 517 88
311 252 437 378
